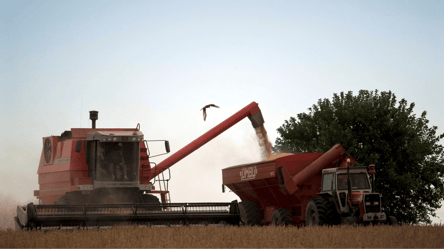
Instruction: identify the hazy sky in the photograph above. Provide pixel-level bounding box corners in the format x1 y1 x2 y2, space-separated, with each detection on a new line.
1 0 443 226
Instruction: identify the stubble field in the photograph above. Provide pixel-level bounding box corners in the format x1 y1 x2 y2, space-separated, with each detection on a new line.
1 225 443 248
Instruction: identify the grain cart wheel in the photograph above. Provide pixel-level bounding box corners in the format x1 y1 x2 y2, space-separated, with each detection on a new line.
239 201 261 226
305 197 331 226
387 216 397 226
271 208 292 226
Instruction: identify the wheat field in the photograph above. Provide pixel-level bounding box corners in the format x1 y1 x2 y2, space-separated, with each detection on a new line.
0 225 443 248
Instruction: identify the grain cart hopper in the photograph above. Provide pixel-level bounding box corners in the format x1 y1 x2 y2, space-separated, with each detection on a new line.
15 102 265 230
222 144 397 226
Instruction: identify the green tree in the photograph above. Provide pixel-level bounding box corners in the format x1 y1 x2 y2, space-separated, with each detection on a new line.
275 90 444 224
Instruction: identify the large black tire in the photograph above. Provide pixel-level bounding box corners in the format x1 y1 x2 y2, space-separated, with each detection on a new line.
141 194 162 211
238 201 261 226
271 208 292 226
342 216 356 226
387 216 397 226
305 197 339 226
141 194 160 204
26 203 37 230
57 191 86 205
92 188 142 204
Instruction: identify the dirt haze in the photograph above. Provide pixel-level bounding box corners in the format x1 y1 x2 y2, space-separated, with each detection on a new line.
0 194 17 230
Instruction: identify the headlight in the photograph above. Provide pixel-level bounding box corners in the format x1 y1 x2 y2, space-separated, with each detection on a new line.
365 202 371 205
374 201 379 205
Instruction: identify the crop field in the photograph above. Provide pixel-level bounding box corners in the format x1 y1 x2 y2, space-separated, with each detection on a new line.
1 225 443 248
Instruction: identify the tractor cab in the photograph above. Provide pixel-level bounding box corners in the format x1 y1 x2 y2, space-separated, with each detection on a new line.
321 167 372 193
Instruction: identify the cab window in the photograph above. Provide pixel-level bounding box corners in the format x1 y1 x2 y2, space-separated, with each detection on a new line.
337 173 370 190
322 173 334 191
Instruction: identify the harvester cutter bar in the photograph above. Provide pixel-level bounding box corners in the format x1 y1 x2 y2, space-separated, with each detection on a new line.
16 202 240 230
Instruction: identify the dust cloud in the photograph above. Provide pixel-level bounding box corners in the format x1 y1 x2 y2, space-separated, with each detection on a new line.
254 125 274 160
0 194 18 230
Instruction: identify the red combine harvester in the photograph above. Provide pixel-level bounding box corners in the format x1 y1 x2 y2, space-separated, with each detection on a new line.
222 144 397 226
15 102 265 230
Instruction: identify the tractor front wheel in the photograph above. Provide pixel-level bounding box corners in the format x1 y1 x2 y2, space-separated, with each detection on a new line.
238 201 261 226
271 208 292 226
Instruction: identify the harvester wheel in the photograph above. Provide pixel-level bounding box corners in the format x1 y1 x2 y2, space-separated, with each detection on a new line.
142 194 160 204
271 208 292 226
141 194 161 211
387 216 397 226
239 201 261 226
305 197 335 226
57 192 86 205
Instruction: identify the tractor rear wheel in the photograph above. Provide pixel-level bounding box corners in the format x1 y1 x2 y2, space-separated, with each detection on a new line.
305 197 337 226
271 208 292 226
238 201 261 226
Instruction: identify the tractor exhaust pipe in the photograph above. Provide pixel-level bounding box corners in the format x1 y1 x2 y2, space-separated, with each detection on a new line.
90 110 98 129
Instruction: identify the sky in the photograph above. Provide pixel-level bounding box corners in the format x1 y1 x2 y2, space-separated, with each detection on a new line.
1 0 443 227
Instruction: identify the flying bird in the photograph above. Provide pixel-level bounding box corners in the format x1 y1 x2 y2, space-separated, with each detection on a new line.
201 104 219 121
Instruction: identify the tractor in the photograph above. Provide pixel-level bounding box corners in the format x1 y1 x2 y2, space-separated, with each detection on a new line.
306 161 397 226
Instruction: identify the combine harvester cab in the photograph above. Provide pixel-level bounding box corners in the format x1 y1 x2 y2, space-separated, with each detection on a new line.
15 102 266 230
222 144 397 226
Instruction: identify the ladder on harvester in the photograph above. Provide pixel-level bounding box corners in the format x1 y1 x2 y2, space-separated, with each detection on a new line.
143 140 171 203
151 162 171 203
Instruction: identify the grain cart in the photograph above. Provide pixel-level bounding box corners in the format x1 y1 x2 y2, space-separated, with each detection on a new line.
222 144 397 226
15 102 265 230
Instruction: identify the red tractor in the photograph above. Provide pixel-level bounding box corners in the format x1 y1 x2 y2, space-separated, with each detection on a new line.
222 144 397 226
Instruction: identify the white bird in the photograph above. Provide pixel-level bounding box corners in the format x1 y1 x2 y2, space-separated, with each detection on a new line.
201 104 219 121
